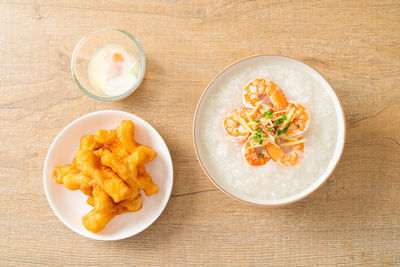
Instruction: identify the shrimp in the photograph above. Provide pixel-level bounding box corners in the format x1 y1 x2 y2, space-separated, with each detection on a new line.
266 80 288 110
243 79 288 109
285 102 310 137
266 138 304 167
242 139 271 166
242 79 267 108
223 107 252 143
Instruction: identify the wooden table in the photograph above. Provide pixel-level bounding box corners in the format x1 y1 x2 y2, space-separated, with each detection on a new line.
1 0 399 266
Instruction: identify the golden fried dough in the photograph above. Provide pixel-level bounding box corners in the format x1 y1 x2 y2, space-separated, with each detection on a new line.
115 194 142 213
97 148 140 197
127 145 157 166
53 165 92 194
82 209 116 233
80 135 101 151
135 165 159 196
74 150 131 203
92 186 113 212
86 196 94 207
53 120 158 233
94 129 116 145
117 120 137 153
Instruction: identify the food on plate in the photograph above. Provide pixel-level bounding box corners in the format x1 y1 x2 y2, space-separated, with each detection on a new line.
88 44 140 96
52 120 158 233
223 78 310 167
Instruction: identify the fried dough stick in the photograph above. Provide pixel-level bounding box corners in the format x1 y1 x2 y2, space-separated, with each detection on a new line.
124 145 158 196
94 147 140 199
116 120 137 154
94 129 129 159
74 150 131 203
52 165 92 196
80 135 101 151
127 145 157 166
83 186 142 233
134 165 159 196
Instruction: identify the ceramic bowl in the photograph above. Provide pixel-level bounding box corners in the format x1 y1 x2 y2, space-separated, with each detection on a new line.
193 55 345 207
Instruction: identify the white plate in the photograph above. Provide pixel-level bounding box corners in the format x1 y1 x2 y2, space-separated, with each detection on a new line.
193 55 345 206
43 110 173 240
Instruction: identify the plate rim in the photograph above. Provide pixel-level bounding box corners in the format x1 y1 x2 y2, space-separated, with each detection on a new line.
43 109 174 240
192 54 346 207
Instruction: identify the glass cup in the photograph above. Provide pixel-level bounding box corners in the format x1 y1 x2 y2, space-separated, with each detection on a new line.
71 28 146 101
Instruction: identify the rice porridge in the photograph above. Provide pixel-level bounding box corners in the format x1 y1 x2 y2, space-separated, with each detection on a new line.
196 59 339 201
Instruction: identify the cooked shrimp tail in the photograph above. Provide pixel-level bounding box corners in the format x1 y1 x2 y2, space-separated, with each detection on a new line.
266 138 304 167
222 108 252 143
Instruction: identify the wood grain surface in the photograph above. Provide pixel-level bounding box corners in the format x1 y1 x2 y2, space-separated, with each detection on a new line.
0 0 399 266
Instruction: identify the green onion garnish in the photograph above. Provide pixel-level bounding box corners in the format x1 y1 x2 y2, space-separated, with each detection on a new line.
282 113 287 120
273 120 280 127
255 128 262 133
254 119 260 123
297 124 300 128
258 153 264 158
262 133 267 138
268 128 274 132
283 128 288 133
276 130 282 136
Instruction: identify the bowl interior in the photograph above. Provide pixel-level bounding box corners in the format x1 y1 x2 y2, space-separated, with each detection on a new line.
194 55 345 206
44 110 173 240
71 28 146 101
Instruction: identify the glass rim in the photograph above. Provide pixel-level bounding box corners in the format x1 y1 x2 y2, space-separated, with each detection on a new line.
71 28 146 102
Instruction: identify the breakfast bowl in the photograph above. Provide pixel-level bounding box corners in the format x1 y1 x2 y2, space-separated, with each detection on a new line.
43 110 173 240
193 55 345 207
71 28 146 101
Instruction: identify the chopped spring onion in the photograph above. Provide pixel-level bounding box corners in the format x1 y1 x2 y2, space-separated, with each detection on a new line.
255 128 262 133
273 119 283 127
258 153 264 158
278 106 295 131
297 124 300 128
263 110 273 118
282 113 287 120
268 128 274 132
254 119 260 123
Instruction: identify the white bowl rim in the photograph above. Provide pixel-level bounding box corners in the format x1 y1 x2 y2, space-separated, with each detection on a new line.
43 110 173 240
193 54 346 207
